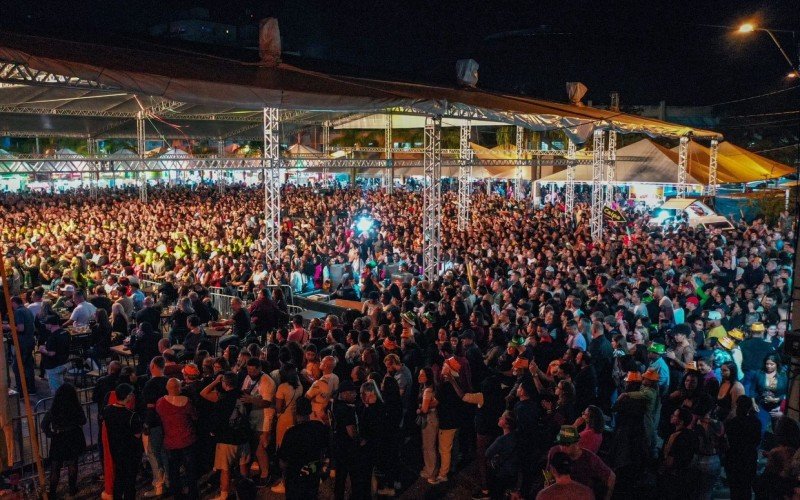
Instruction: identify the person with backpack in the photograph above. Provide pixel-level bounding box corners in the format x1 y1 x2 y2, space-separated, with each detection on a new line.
278 397 330 500
201 371 252 500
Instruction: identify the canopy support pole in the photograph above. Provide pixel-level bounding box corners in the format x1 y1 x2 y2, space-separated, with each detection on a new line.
87 138 98 200
263 107 281 263
457 122 473 231
385 115 393 194
216 139 225 194
565 139 577 216
605 131 617 207
590 129 605 241
677 136 689 198
136 111 147 203
514 125 524 200
423 116 442 280
707 138 719 197
321 121 330 184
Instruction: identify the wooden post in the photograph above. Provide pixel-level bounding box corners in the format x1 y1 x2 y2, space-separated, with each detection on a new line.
0 257 48 498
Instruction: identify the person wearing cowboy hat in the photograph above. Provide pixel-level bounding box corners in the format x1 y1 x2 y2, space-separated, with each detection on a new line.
546 426 615 500
739 322 776 394
617 369 661 459
706 310 727 342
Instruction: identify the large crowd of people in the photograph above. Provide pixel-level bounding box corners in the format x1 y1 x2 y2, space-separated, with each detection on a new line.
0 183 797 499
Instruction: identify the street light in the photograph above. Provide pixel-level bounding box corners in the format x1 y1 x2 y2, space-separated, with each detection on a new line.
735 22 800 78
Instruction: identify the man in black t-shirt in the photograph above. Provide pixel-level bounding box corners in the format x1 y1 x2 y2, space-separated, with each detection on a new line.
103 383 143 500
38 314 70 394
331 381 358 500
279 397 329 500
201 371 250 499
141 356 168 497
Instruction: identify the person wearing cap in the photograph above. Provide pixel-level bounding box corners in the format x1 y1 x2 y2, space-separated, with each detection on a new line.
537 451 593 500
705 310 727 342
546 425 615 500
38 313 71 394
617 369 660 458
646 342 670 395
739 322 776 395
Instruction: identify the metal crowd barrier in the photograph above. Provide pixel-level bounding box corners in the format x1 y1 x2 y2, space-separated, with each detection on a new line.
11 388 99 482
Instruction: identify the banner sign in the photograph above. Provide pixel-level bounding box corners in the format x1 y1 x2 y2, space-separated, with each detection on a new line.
603 206 627 223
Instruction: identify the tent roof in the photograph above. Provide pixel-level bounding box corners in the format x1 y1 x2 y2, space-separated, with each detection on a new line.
677 141 794 183
285 144 324 157
537 138 703 185
0 32 721 142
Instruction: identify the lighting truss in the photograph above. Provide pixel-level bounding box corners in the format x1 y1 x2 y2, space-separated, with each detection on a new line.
565 139 576 216
677 136 689 198
136 112 147 203
457 122 473 231
385 114 393 193
590 129 605 242
263 107 281 263
0 61 121 91
604 130 617 207
707 139 719 197
423 116 442 280
321 121 330 180
514 125 524 200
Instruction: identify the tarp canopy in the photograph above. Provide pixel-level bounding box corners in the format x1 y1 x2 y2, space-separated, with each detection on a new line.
0 32 722 144
285 144 324 157
678 141 794 183
536 138 703 185
335 114 508 129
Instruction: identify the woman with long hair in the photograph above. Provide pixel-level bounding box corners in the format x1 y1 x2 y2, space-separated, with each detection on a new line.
417 367 439 480
110 302 128 335
352 379 385 499
88 308 113 370
573 404 605 454
42 383 86 497
274 362 303 448
715 361 744 421
754 354 788 434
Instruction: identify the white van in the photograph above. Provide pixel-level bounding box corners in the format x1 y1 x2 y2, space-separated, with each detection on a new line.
648 198 734 231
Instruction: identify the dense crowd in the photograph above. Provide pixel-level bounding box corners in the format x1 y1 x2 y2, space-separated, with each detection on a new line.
0 184 797 499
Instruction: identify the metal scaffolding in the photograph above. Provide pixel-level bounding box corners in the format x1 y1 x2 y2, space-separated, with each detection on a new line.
457 122 473 231
604 130 617 207
565 139 577 215
321 121 330 181
707 139 719 197
590 129 605 242
422 116 442 280
385 114 393 193
136 111 147 203
216 139 226 194
677 136 689 198
263 107 281 262
86 138 98 200
514 125 524 200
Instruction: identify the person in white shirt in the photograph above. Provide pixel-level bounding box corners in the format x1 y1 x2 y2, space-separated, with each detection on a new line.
240 357 276 486
65 290 97 327
26 289 44 318
305 356 339 423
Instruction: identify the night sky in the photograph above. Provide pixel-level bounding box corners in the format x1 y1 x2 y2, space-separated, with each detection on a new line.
1 0 797 108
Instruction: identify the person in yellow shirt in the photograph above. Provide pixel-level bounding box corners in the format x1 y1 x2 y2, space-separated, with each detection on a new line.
706 310 727 342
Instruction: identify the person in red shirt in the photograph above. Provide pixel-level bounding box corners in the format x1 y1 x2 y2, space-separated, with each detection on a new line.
156 378 198 498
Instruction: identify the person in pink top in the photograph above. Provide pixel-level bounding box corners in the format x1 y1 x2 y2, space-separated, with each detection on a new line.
287 315 308 344
156 378 198 498
572 404 605 454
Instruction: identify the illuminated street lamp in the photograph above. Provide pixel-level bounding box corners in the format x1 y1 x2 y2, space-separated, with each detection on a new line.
736 22 799 78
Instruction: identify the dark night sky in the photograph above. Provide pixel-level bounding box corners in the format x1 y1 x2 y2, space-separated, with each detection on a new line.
1 0 798 107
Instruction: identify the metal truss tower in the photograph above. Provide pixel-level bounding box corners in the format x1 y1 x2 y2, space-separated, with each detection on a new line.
590 129 605 242
605 130 617 207
707 139 719 197
86 138 98 200
385 115 393 193
321 121 330 181
514 125 524 200
263 107 281 263
216 139 226 194
457 122 473 231
565 139 577 215
423 116 442 280
136 111 147 203
677 136 689 198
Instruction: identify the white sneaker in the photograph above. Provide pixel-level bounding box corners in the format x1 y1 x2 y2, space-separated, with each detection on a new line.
427 476 446 485
270 481 285 494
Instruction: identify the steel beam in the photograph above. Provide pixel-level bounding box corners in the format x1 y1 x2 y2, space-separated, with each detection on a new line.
385 114 393 193
590 129 605 242
707 139 719 197
0 60 121 91
457 123 473 231
136 112 147 203
514 125 524 200
605 130 617 207
321 121 330 181
423 116 442 280
677 136 689 198
565 139 576 215
263 107 281 263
